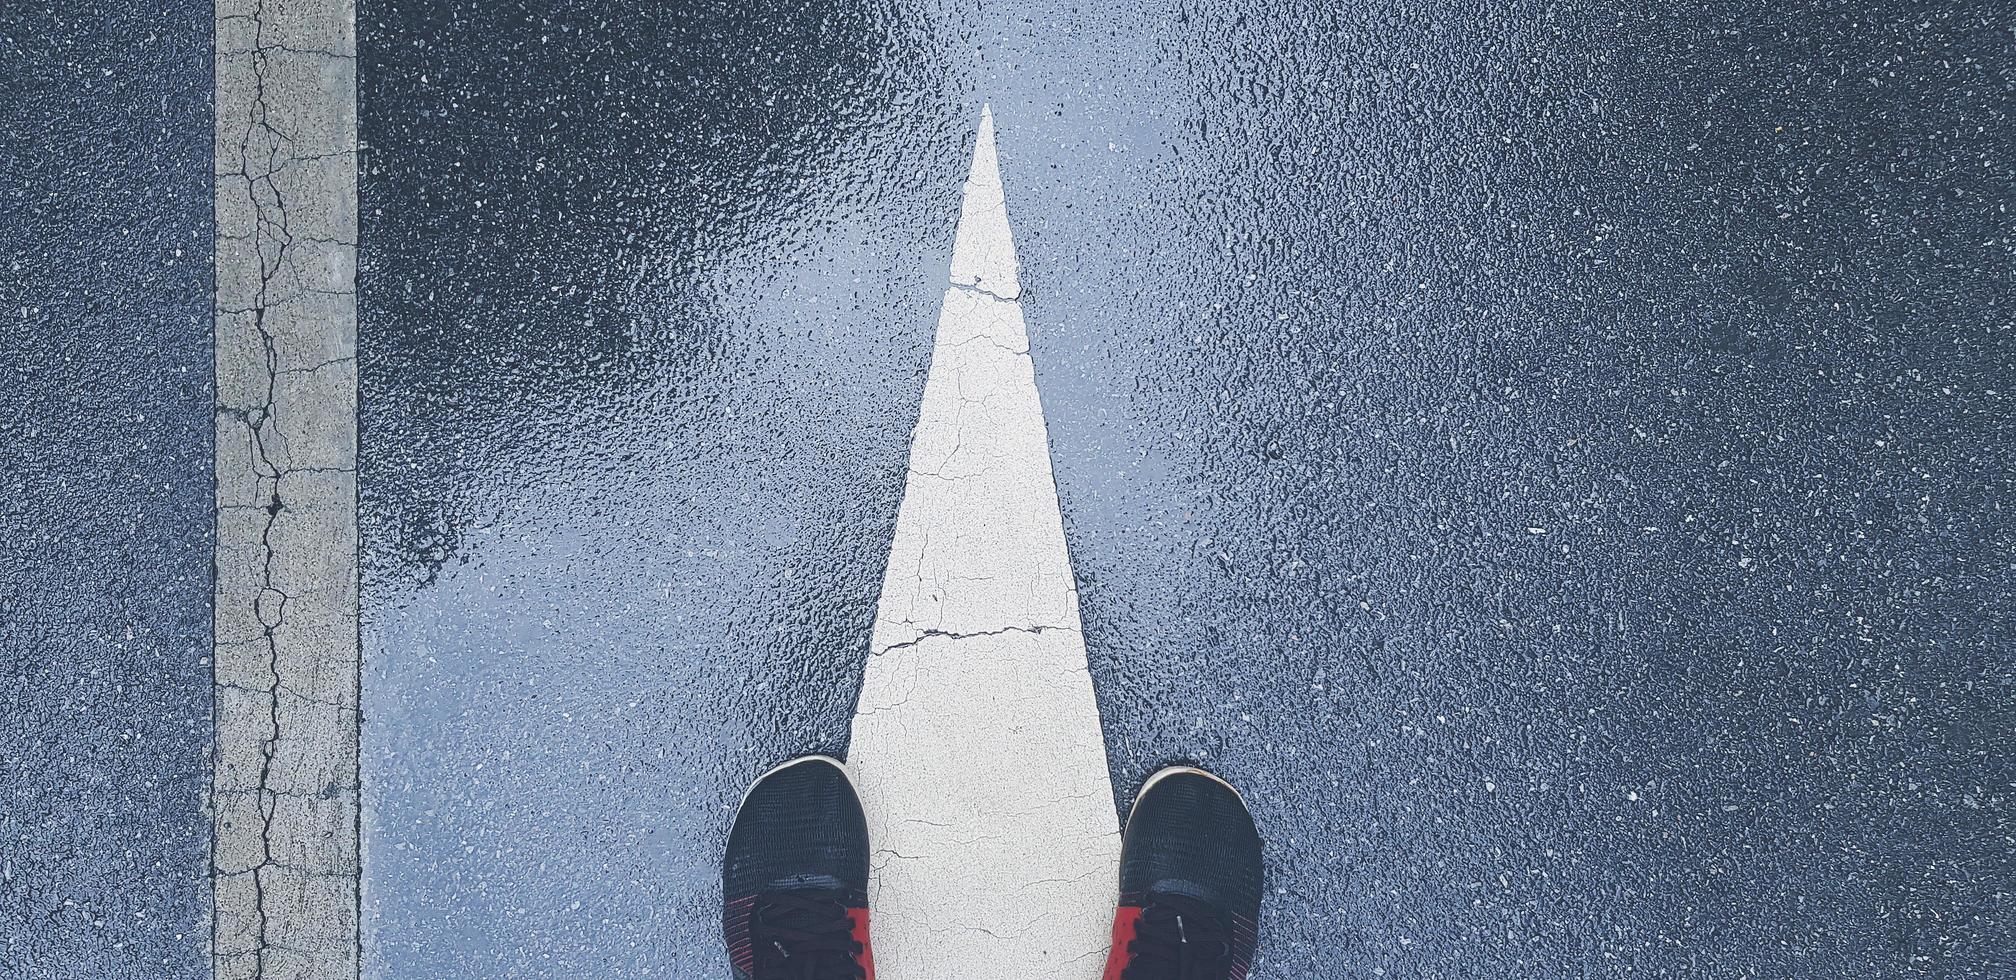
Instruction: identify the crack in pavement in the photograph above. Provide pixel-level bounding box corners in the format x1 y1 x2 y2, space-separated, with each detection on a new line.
869 623 1072 657
212 0 358 977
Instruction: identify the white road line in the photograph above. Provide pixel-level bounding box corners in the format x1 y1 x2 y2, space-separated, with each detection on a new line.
848 106 1120 978
213 2 359 977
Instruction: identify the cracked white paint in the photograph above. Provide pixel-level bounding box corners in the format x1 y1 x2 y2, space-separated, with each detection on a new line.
848 106 1120 978
213 1 359 977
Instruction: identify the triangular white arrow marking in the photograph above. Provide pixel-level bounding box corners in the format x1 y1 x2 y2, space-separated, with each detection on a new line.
847 105 1121 977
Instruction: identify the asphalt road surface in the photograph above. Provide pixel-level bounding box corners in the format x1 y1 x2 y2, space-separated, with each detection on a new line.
1 1 215 975
7 1 2015 978
359 1 2011 977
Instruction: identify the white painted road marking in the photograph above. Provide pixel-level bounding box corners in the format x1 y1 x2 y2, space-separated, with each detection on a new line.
213 1 360 977
847 106 1121 978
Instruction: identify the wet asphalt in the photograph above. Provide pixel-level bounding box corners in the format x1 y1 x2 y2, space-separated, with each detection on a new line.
1001 4 2012 976
1 1 215 975
360 1 2012 977
357 2 966 972
0 0 2009 977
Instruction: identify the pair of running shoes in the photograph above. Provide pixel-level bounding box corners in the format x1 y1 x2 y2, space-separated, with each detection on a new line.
723 756 1262 980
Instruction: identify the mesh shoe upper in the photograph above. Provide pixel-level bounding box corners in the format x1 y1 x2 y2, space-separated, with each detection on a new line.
723 757 874 980
1105 768 1263 980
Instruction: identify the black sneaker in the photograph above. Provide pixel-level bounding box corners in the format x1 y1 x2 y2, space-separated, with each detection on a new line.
722 755 875 980
1100 766 1263 980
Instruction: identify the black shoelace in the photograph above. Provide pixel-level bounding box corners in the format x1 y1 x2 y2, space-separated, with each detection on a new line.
749 892 866 980
1121 894 1234 980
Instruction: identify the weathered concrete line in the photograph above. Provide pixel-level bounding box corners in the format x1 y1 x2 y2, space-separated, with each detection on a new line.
847 107 1122 979
213 1 360 977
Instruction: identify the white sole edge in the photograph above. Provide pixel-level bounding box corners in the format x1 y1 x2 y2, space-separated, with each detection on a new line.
1126 765 1244 833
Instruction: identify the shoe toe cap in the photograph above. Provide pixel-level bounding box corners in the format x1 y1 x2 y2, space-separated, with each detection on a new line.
1120 768 1263 917
723 756 870 899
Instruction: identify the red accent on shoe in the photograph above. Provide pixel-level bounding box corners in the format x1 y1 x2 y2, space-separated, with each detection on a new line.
1101 905 1144 980
850 907 876 980
723 895 758 975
